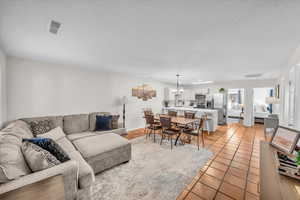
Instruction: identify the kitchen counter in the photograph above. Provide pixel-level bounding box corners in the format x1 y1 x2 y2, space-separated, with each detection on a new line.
163 107 218 132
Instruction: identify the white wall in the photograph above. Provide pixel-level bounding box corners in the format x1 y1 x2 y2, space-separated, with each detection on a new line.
7 56 168 130
0 47 6 127
277 45 300 130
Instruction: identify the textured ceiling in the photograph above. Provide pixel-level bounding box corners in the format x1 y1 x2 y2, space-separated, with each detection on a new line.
1 0 300 84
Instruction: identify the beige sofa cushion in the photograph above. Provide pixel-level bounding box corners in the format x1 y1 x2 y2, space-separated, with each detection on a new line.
67 129 128 142
0 120 34 183
2 120 33 139
67 132 98 141
0 134 31 183
22 116 63 130
72 133 130 159
63 114 89 134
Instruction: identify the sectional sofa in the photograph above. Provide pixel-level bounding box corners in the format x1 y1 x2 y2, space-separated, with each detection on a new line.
0 112 132 200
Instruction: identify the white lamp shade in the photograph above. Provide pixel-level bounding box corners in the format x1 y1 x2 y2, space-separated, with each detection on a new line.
121 96 128 104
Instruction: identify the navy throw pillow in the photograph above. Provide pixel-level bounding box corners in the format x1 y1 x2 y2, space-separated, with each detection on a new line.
95 115 112 131
23 138 70 162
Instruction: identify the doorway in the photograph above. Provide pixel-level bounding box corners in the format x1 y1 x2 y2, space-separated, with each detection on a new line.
253 87 274 123
227 88 245 124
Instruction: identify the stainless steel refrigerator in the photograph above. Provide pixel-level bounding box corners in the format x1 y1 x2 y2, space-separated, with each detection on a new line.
212 93 227 125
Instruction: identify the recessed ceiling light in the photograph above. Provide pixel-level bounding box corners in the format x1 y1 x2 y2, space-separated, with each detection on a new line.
49 20 62 35
244 73 263 78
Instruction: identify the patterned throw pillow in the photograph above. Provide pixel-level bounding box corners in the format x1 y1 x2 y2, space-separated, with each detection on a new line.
21 141 60 172
23 138 70 162
111 115 120 129
29 120 53 136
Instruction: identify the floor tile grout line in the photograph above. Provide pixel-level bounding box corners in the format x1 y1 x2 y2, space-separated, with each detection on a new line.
183 125 240 200
243 126 260 199
188 125 244 200
212 125 248 200
241 127 255 200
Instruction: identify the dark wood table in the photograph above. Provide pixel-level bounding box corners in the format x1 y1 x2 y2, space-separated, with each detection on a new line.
154 114 199 145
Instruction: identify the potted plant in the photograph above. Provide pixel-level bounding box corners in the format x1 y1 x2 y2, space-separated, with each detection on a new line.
219 88 225 93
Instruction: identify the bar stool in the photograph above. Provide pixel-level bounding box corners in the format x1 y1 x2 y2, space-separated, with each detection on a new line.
202 113 212 135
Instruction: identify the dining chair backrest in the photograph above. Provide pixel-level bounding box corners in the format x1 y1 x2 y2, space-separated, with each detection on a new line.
145 114 155 125
160 116 172 129
168 110 177 117
191 117 204 135
184 111 195 119
144 110 153 117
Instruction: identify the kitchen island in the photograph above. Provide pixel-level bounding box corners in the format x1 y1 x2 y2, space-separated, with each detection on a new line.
163 107 219 132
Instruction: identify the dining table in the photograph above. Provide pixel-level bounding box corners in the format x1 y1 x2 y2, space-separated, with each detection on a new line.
154 114 199 145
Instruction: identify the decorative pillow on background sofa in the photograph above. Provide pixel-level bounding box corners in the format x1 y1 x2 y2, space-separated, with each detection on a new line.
95 115 112 131
21 141 60 172
89 112 111 131
29 120 54 136
23 138 70 162
111 115 120 129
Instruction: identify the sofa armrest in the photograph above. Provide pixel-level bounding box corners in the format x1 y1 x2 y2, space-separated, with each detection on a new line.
0 160 79 200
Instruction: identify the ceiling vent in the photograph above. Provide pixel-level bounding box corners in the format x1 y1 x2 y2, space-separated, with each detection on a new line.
49 20 61 34
244 73 263 78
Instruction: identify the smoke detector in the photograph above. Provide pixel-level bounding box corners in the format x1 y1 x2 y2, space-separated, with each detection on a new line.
49 20 62 34
244 73 263 78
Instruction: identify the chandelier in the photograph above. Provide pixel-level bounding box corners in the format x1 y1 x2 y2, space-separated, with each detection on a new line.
171 74 184 94
132 84 157 101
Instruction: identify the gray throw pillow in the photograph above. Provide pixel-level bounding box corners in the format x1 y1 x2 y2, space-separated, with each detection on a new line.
21 141 60 172
0 135 31 183
29 120 53 136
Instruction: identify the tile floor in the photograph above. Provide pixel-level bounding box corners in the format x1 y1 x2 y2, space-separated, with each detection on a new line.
127 123 264 200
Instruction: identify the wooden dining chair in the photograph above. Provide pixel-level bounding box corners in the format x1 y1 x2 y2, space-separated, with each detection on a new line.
145 114 161 142
159 116 181 149
183 118 205 150
168 110 177 117
144 110 153 116
143 110 155 134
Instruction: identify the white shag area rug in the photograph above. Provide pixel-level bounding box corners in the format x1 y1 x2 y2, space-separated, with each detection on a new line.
91 136 213 200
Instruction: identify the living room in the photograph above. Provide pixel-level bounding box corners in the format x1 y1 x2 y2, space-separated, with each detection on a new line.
1 1 300 200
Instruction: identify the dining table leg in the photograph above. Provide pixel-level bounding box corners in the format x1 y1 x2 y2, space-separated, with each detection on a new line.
175 133 181 145
175 128 184 146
